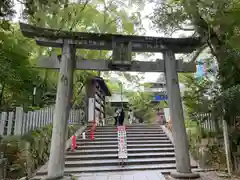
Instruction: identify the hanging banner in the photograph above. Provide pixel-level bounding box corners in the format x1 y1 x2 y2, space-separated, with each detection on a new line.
117 126 128 159
195 59 207 80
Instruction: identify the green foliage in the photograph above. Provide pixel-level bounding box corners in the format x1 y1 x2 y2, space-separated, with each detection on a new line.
0 124 81 179
183 74 214 114
152 0 240 120
0 0 15 18
185 119 225 167
0 25 47 110
231 128 240 146
205 143 226 168
0 0 145 110
222 85 240 114
106 81 121 94
185 120 202 159
200 128 218 139
105 102 115 117
126 91 155 121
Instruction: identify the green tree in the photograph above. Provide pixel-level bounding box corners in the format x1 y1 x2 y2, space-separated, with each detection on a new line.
126 91 155 121
0 25 38 109
151 0 240 120
24 0 145 108
151 1 240 168
0 0 146 111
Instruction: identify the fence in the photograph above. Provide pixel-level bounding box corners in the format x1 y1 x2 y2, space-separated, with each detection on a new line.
197 113 222 132
202 118 217 131
0 106 85 136
197 112 240 133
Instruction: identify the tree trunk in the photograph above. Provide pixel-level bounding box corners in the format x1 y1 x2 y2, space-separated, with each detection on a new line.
0 82 5 108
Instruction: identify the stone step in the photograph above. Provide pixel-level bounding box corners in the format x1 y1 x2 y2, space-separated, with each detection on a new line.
91 130 164 133
84 133 166 137
85 131 165 134
76 136 170 142
88 125 161 127
32 125 186 180
65 152 176 161
77 140 172 145
92 128 163 131
86 134 167 138
93 126 162 128
81 134 167 139
64 157 176 167
67 147 175 155
94 126 162 128
77 143 174 150
35 163 181 177
87 127 162 131
32 168 201 180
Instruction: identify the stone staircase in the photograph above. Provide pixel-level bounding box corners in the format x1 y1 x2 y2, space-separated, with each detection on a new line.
33 124 198 179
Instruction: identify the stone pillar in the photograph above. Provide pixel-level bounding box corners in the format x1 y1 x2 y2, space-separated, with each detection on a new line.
47 40 75 179
163 50 199 178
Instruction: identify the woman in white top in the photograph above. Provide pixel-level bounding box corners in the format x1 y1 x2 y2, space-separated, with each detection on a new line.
128 109 133 124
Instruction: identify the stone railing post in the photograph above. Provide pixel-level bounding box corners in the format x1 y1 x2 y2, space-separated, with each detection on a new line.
14 107 24 135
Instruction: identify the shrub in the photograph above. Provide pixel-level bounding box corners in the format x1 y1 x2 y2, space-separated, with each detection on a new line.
0 124 81 179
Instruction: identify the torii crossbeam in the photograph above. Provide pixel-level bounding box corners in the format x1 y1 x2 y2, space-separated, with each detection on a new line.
20 23 201 53
19 22 202 180
37 53 196 72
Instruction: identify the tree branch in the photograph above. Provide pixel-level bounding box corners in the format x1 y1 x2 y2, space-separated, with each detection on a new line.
15 0 25 4
176 24 195 31
69 0 90 31
71 82 85 106
190 43 208 62
207 40 219 60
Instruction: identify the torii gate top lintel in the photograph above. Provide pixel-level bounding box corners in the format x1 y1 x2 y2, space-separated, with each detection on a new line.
19 23 203 53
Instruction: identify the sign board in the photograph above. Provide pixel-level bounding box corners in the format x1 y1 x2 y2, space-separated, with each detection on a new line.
154 95 168 101
88 98 94 122
112 42 132 62
117 126 128 159
164 108 170 122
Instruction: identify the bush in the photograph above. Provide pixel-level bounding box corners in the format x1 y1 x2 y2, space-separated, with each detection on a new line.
186 125 201 160
231 129 240 146
200 128 218 139
185 119 226 169
0 124 81 179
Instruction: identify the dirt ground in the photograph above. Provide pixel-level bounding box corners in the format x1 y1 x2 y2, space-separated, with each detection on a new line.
165 171 240 180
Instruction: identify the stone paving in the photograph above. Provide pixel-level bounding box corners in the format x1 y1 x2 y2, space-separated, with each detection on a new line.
165 171 240 180
75 170 166 180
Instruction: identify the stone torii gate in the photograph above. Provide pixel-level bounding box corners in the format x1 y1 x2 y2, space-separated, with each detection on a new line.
19 23 202 179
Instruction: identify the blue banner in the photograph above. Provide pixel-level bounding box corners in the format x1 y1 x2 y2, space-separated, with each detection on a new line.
154 95 168 101
195 59 206 79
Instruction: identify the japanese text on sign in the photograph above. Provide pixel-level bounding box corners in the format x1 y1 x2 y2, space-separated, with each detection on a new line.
117 126 128 159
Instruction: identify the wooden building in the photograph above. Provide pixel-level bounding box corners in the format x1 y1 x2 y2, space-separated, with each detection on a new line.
144 74 168 104
85 76 111 124
106 94 129 109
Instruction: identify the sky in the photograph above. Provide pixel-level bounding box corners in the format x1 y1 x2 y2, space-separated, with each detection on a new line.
13 0 194 91
132 3 193 84
133 3 164 84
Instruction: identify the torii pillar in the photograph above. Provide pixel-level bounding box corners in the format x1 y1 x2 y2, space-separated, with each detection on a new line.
164 50 200 179
47 40 75 179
